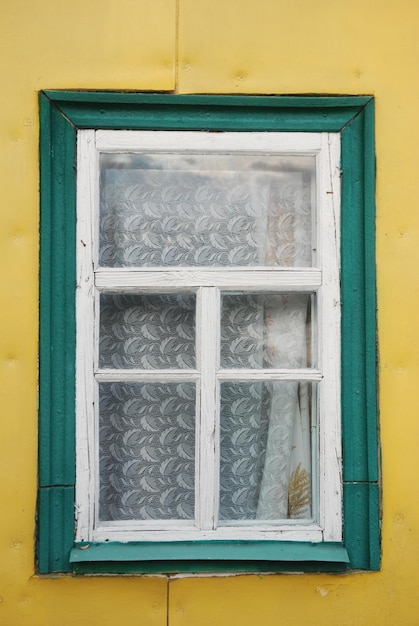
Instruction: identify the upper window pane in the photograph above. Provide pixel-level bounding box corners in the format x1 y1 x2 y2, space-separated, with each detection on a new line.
99 153 315 267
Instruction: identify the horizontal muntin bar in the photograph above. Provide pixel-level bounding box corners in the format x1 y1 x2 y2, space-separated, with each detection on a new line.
217 369 322 381
95 370 200 382
94 268 321 291
95 369 322 382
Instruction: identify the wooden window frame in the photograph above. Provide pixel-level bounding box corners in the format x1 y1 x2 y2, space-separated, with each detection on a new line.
76 130 340 544
38 92 379 574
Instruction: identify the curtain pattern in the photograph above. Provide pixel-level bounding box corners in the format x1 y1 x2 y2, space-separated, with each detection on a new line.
99 167 312 267
98 164 313 523
220 294 312 520
100 294 196 370
99 381 196 521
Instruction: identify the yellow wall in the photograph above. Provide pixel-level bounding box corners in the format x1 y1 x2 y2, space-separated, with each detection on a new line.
1 1 418 624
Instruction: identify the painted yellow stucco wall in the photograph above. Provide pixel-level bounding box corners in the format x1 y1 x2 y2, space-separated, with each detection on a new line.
1 1 419 624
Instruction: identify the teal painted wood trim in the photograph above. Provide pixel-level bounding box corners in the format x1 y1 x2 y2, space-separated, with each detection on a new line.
339 100 380 569
362 100 379 483
48 103 364 132
71 542 349 574
73 559 347 575
41 91 373 133
43 91 372 107
38 92 379 573
341 103 378 484
343 483 380 570
39 93 77 487
71 540 349 563
37 487 75 573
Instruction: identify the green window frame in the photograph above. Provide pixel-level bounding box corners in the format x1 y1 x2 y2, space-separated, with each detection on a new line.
38 91 379 574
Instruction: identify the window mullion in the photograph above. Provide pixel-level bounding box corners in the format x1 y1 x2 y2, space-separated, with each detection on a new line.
196 287 220 531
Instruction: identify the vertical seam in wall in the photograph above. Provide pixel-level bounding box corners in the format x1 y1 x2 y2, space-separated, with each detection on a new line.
175 0 180 93
167 575 170 626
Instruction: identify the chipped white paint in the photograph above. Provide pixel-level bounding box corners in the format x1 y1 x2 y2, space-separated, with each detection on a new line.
75 129 342 544
95 369 322 382
75 129 97 542
92 523 324 543
94 268 322 291
317 133 342 541
196 287 219 530
95 130 323 153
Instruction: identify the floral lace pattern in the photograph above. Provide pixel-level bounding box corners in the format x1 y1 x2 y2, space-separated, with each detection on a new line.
99 166 312 267
99 382 196 521
221 294 311 369
100 294 196 369
98 160 314 522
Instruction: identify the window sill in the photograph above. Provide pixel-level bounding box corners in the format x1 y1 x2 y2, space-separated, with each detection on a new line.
70 541 350 574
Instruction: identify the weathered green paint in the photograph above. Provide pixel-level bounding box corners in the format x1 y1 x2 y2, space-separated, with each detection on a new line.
343 483 380 571
37 487 75 574
71 541 349 562
71 541 349 574
39 93 76 488
363 100 379 485
42 91 373 132
73 560 348 575
341 104 378 485
43 92 372 107
38 91 379 574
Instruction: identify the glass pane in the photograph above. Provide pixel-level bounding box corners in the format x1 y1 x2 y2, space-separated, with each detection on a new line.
219 381 314 522
99 293 196 369
99 381 196 521
220 293 312 369
99 153 315 267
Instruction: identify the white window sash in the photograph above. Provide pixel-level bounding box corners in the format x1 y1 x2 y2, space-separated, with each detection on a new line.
75 129 341 544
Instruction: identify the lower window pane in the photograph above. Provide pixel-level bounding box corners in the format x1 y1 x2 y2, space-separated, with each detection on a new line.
98 381 196 521
219 381 314 522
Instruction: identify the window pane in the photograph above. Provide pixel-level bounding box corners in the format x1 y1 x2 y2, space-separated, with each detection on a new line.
99 381 196 521
99 293 196 369
99 153 315 267
219 381 314 522
220 293 312 369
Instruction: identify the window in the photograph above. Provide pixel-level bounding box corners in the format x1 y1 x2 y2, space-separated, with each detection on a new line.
38 92 379 574
77 129 340 545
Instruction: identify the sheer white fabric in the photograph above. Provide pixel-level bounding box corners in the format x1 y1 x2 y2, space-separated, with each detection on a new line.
99 154 314 268
219 295 312 521
255 296 312 520
98 156 314 522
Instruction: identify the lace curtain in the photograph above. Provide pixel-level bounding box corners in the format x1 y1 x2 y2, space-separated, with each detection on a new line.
98 157 314 523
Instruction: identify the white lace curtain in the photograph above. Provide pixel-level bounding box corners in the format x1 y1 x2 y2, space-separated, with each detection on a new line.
98 159 313 523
